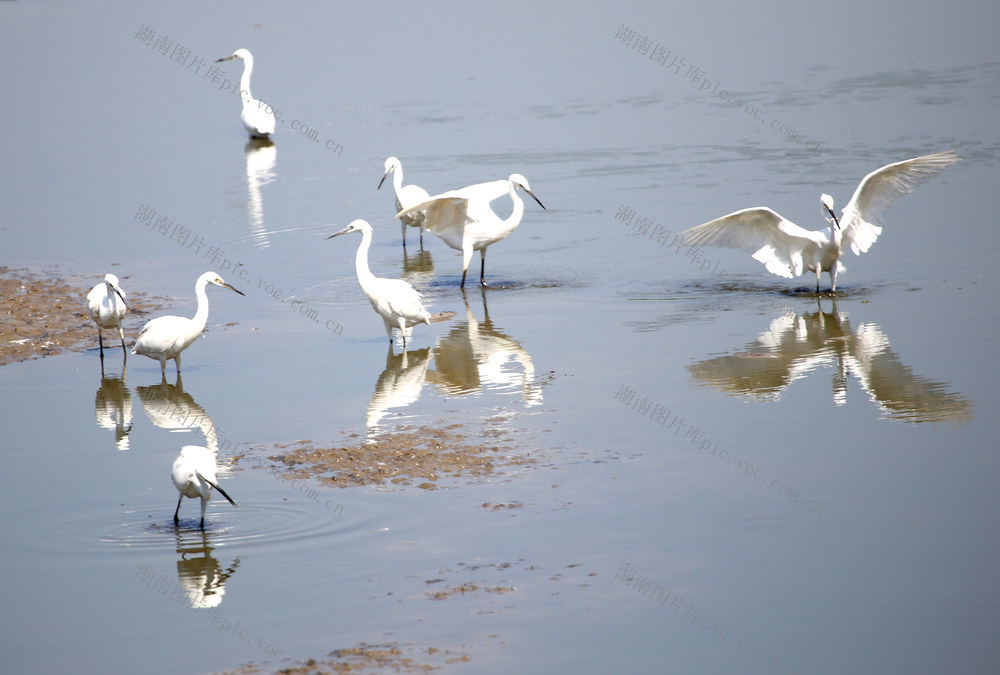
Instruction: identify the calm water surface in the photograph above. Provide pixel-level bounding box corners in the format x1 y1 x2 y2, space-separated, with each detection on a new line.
1 1 998 673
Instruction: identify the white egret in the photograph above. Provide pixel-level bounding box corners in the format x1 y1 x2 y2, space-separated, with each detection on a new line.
378 156 430 248
132 271 245 375
679 151 960 291
215 48 276 139
327 219 432 346
397 173 546 287
87 273 128 358
171 445 237 529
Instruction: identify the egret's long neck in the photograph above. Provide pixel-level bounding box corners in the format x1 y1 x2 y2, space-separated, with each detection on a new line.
392 168 404 197
503 187 526 232
240 56 254 101
192 280 211 332
355 229 377 286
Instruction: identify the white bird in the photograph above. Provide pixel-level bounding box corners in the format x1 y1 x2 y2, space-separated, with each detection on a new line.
378 156 430 248
132 271 245 375
215 48 276 138
397 173 546 287
679 151 960 291
87 273 128 358
327 219 432 346
171 445 237 529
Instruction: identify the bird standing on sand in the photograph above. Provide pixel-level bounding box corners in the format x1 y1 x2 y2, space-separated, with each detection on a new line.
87 273 128 359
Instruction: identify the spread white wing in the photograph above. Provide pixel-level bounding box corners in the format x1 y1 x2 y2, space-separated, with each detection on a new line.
680 207 829 278
839 151 959 255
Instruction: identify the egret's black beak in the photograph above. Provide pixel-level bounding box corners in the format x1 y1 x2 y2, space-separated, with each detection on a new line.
377 171 390 191
525 187 546 211
825 205 840 230
221 281 246 296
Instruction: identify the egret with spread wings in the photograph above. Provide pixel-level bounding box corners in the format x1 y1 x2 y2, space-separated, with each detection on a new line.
680 151 959 291
397 173 546 287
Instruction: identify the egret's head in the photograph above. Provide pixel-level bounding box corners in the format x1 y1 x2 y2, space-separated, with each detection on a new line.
216 48 252 63
104 273 126 302
820 193 839 229
204 272 246 296
378 157 401 190
327 219 371 239
510 174 546 210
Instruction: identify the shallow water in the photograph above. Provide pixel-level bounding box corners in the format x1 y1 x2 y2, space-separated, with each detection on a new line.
2 2 999 673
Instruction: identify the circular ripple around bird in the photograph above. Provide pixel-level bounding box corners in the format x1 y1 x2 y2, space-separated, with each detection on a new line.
53 496 364 557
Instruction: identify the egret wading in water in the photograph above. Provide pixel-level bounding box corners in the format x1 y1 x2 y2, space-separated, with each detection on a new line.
215 48 276 139
679 151 960 291
87 273 128 359
378 156 430 248
132 271 245 376
397 173 546 287
171 445 237 529
327 219 435 346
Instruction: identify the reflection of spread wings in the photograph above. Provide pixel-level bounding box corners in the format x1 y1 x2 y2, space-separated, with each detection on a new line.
843 324 973 425
688 308 972 424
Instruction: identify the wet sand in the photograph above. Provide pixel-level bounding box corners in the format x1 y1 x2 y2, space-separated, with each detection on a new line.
218 642 472 674
256 422 538 490
0 267 162 366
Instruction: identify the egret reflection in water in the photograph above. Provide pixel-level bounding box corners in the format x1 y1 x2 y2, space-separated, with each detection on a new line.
401 246 435 289
244 138 276 248
136 375 232 456
427 289 543 406
94 362 133 451
367 344 433 432
688 299 973 424
174 528 240 609
362 290 543 433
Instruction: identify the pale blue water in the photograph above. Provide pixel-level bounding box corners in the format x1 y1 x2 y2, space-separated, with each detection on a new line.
1 1 998 673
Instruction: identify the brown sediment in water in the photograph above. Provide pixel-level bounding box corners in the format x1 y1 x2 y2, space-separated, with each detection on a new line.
0 267 163 366
217 642 472 674
260 422 536 490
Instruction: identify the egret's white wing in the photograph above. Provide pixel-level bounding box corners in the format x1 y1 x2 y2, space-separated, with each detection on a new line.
680 207 827 278
398 193 473 250
396 184 430 228
241 100 276 136
370 278 430 326
397 184 430 210
840 151 959 255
